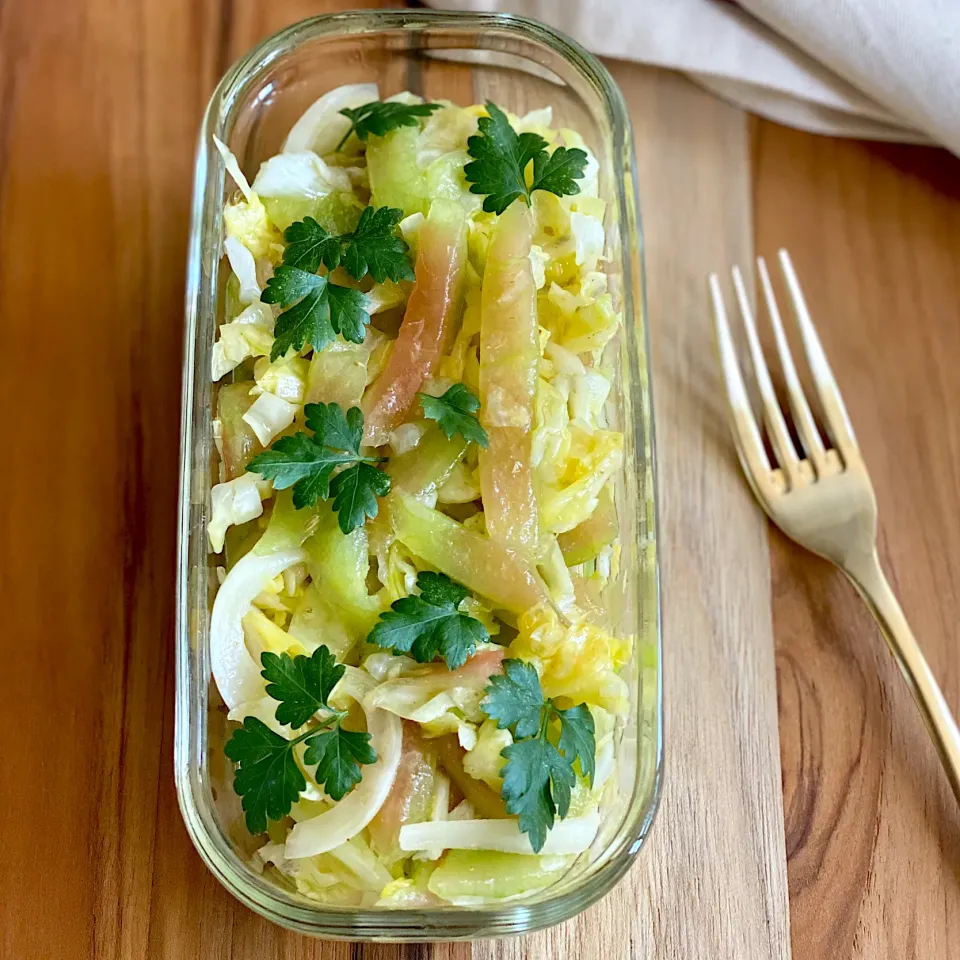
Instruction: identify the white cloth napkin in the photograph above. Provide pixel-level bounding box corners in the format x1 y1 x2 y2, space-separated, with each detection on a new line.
433 0 960 155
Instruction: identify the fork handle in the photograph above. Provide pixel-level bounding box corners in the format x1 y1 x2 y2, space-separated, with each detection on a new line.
845 550 960 803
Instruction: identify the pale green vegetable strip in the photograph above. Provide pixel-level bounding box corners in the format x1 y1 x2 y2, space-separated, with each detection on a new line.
368 126 429 217
385 490 545 614
389 425 467 497
303 500 381 638
305 336 381 411
478 199 540 558
427 851 571 902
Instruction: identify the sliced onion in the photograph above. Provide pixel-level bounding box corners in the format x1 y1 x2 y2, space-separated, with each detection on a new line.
398 811 600 856
285 703 402 859
213 135 254 201
223 235 260 303
210 547 307 709
283 83 380 155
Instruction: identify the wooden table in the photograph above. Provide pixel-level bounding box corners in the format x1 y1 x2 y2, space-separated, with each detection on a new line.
3 1 959 957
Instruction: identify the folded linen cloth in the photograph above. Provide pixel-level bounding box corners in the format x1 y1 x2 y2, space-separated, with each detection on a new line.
432 0 960 155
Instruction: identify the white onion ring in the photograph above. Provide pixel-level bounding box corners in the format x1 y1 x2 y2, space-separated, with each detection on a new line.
284 701 402 859
210 547 307 709
283 83 380 155
399 811 600 856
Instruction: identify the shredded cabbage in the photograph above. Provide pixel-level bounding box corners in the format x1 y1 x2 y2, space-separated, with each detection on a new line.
208 473 264 553
569 369 611 431
242 606 304 657
462 719 511 788
510 603 631 714
569 212 604 272
241 391 298 446
365 650 504 725
223 235 261 303
252 354 308 403
212 304 275 381
416 105 479 167
214 137 281 259
540 427 623 534
365 279 409 315
287 582 356 659
253 151 351 199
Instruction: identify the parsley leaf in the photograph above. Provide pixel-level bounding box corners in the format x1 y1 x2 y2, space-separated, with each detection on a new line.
501 737 575 853
418 383 489 448
303 725 377 801
262 267 370 361
337 100 443 150
326 282 371 344
330 462 392 535
464 101 589 215
224 646 378 832
280 209 414 284
224 717 306 836
244 432 351 507
247 402 390 529
482 658 597 851
341 206 416 284
304 400 363 451
483 658 545 738
368 571 488 669
261 644 344 728
556 703 597 784
281 217 343 273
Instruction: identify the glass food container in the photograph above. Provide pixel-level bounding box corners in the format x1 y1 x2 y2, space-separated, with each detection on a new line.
176 9 661 941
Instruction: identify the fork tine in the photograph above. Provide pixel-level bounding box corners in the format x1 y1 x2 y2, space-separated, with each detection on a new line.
756 256 828 475
730 265 804 488
778 249 859 459
708 273 775 485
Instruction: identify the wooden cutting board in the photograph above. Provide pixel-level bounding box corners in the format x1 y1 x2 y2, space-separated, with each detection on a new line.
0 2 791 957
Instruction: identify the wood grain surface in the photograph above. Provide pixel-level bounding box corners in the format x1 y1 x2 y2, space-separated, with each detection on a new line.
752 127 960 960
1 0 958 957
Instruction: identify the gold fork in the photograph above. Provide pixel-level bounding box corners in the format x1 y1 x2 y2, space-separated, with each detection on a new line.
709 249 960 803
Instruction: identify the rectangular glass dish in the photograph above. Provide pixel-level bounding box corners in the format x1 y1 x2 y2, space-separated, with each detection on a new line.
176 9 661 941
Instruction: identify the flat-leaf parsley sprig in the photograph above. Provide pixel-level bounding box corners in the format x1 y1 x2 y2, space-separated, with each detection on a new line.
418 383 489 448
263 206 414 361
247 402 390 532
336 100 443 151
368 571 489 670
464 101 588 215
482 659 596 852
283 207 415 284
225 646 377 834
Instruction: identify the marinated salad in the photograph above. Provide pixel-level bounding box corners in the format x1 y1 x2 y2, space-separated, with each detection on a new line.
208 83 629 908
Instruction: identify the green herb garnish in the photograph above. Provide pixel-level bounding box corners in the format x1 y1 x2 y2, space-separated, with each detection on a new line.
482 659 596 852
337 100 443 151
224 646 377 834
368 571 489 670
283 208 415 284
262 266 370 361
262 206 415 362
247 402 390 532
464 101 589 215
418 383 489 448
